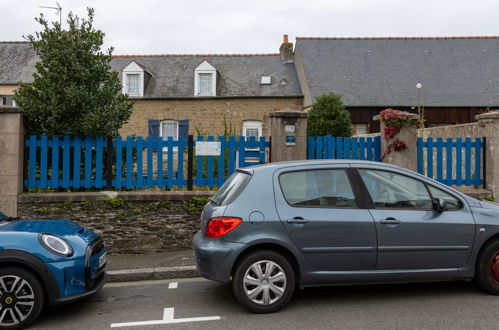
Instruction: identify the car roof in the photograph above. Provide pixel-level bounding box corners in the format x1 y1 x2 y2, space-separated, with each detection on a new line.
246 159 402 173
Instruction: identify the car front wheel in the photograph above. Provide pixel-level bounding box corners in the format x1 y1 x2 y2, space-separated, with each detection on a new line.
0 267 44 330
476 240 499 295
232 250 295 313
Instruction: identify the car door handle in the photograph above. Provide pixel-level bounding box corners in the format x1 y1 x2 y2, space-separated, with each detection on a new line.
380 217 401 225
287 217 309 224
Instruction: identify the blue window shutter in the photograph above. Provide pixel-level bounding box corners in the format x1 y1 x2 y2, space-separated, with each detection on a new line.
179 120 189 140
148 120 159 151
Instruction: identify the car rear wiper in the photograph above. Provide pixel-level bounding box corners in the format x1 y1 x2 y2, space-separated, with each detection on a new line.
208 198 220 206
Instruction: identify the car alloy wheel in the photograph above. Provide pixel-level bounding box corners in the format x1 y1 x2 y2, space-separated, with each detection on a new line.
490 251 499 286
0 268 44 330
243 260 287 305
0 275 35 327
232 250 295 313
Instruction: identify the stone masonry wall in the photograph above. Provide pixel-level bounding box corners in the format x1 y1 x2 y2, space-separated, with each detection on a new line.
119 98 303 137
17 196 210 255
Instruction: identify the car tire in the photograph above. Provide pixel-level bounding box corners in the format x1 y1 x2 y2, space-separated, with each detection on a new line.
476 240 499 295
0 267 44 330
232 250 295 313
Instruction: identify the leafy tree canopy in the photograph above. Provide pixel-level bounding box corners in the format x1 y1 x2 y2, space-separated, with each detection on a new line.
14 8 133 136
307 92 353 137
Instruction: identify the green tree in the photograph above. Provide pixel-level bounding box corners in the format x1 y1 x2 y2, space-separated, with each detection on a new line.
14 8 133 136
307 93 353 137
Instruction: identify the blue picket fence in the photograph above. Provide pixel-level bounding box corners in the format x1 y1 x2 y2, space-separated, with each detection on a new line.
417 137 484 186
308 136 381 161
24 135 269 190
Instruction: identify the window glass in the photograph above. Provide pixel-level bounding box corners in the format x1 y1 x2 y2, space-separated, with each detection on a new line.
427 185 463 210
359 169 432 209
198 73 213 95
160 121 178 140
126 74 140 95
353 123 368 135
211 171 250 205
280 169 357 208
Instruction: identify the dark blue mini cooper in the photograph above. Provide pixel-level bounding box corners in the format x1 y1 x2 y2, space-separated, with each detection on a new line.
0 211 106 329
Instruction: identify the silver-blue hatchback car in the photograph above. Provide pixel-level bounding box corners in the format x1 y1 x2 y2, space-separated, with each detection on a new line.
193 160 499 313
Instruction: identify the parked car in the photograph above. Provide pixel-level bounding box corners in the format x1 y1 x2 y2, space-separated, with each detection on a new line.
0 212 106 329
193 160 499 313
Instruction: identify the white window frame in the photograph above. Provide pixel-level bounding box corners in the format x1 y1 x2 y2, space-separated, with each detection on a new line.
194 61 217 96
160 120 179 152
122 62 144 97
242 120 263 140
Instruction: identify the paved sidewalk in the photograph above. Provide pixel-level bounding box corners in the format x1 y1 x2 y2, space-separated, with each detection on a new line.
106 250 199 282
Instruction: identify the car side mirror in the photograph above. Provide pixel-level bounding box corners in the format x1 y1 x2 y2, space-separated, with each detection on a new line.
432 198 448 212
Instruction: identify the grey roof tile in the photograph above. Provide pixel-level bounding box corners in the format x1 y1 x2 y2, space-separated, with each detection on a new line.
296 37 499 107
110 55 303 98
0 42 38 84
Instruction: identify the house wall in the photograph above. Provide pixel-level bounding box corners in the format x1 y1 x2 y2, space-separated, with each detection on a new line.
119 97 304 137
0 85 17 95
347 106 489 134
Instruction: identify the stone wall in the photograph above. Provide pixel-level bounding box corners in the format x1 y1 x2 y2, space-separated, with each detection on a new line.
17 192 213 254
423 122 482 139
119 97 303 137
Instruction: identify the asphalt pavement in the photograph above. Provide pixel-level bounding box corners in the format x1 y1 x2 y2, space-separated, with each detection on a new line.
32 277 499 330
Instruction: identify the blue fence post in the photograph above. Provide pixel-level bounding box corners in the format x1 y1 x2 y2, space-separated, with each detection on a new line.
358 137 365 160
374 136 381 161
315 137 323 159
307 137 315 160
95 136 104 188
475 138 482 186
115 137 122 189
73 136 81 189
238 136 245 168
50 136 59 188
218 136 225 186
40 136 48 188
228 136 236 176
417 138 423 174
167 137 174 188
435 138 443 183
336 137 343 159
135 137 143 189
156 137 164 188
146 137 154 188
445 138 453 185
84 136 93 188
62 136 70 189
456 138 463 186
125 136 133 189
176 137 184 188
465 137 472 186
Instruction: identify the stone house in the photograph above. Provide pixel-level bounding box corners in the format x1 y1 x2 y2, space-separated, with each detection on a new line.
110 49 303 141
293 36 499 134
0 42 36 106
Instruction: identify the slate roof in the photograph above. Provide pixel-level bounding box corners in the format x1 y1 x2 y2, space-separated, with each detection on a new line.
295 37 499 107
0 42 38 84
110 54 303 98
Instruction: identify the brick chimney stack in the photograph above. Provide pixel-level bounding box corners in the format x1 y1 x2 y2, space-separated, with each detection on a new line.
279 34 294 63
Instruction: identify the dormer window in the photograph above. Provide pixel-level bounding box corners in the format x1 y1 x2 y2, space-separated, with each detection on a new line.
122 61 145 97
194 60 217 96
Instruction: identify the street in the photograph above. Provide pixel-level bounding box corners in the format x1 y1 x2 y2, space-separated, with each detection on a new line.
32 278 499 330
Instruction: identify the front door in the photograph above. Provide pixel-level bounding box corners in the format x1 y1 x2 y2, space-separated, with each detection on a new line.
356 167 475 270
274 166 377 271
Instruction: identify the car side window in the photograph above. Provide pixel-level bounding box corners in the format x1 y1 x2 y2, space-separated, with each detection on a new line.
279 169 357 208
359 169 432 209
427 185 463 210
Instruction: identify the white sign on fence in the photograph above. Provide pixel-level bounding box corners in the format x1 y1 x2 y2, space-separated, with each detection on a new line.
195 141 222 156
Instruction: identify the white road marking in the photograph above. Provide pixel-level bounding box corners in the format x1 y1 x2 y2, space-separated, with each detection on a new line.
168 282 178 289
110 308 221 328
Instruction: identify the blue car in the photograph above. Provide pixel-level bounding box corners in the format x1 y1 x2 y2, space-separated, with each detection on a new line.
0 211 107 329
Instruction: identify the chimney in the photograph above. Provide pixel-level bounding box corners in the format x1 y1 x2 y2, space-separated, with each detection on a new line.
279 34 294 63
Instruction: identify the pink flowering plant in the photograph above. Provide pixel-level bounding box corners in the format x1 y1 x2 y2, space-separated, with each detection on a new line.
379 109 422 159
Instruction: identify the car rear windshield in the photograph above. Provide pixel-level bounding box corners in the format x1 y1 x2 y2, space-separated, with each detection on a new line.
210 171 251 206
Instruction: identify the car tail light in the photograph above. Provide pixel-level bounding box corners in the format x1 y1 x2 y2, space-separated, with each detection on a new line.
205 217 242 238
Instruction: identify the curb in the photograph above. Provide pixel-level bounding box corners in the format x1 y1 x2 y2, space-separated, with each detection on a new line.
107 266 199 282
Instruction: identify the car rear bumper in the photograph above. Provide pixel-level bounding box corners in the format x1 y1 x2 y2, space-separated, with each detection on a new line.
193 231 244 283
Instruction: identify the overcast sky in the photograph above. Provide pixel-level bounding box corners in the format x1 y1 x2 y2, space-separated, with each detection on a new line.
1 0 498 55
